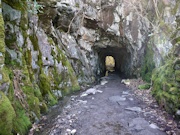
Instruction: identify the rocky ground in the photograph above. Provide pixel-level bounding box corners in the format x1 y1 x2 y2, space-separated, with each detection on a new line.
30 73 180 135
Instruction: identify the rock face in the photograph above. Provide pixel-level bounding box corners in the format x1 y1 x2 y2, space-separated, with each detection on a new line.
0 0 179 134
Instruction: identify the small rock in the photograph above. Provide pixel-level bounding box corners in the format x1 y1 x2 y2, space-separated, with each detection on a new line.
129 118 149 131
125 107 142 112
149 123 159 129
109 96 126 102
80 93 88 97
71 129 76 135
122 91 129 95
101 80 108 85
176 110 180 115
0 74 2 81
97 90 103 93
65 105 71 109
77 100 87 104
121 79 130 85
69 120 73 123
66 129 71 135
129 98 134 101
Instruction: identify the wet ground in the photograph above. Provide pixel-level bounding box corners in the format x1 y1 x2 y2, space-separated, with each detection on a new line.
32 73 177 135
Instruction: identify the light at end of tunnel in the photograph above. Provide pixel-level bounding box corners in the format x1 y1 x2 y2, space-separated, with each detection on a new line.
105 56 115 76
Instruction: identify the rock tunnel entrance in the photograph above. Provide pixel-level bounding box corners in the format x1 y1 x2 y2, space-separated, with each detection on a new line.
95 46 132 78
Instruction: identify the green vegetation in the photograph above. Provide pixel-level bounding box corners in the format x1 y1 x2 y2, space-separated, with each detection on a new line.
39 73 57 105
175 70 180 81
152 59 180 114
138 83 151 90
0 91 15 135
0 14 5 53
2 0 27 12
12 100 31 135
141 39 155 82
3 0 43 14
39 73 51 95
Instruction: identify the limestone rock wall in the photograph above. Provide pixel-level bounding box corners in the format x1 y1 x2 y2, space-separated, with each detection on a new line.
0 1 80 134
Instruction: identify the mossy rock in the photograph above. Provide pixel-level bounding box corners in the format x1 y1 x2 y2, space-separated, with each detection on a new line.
13 109 31 135
12 100 31 135
0 91 15 135
27 96 41 118
2 0 27 12
29 34 39 51
152 59 180 115
169 87 179 95
34 86 43 101
39 73 57 106
0 67 10 84
141 39 155 82
39 102 48 114
51 46 80 95
175 70 180 81
138 83 151 90
39 73 51 96
159 92 179 114
162 82 173 92
0 13 5 53
47 91 57 106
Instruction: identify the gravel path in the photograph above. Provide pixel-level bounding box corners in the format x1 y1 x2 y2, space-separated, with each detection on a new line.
33 74 174 135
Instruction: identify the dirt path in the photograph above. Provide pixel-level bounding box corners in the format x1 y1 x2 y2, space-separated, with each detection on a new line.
34 74 169 135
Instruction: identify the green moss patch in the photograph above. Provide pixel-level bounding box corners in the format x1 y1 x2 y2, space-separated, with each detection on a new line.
13 106 31 135
39 73 57 106
39 73 51 95
0 91 15 135
0 13 5 53
175 70 180 81
138 83 151 90
152 59 180 115
2 0 27 12
50 46 80 96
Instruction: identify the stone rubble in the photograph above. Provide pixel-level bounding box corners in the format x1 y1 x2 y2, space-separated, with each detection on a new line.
80 87 103 97
125 107 142 113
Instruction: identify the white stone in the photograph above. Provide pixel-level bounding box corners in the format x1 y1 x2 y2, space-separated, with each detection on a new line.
149 123 159 129
122 91 129 95
0 74 2 81
85 88 96 94
0 52 3 57
77 100 87 104
121 79 130 85
129 98 134 101
80 93 88 97
101 80 108 85
114 12 120 22
107 23 120 36
176 110 180 115
71 129 76 135
109 96 126 102
97 90 103 93
125 107 142 112
66 129 71 135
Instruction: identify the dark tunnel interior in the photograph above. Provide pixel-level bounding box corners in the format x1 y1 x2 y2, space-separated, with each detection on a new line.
95 46 131 78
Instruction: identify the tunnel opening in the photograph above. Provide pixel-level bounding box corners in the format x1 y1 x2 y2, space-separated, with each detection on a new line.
105 56 115 76
95 46 132 78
